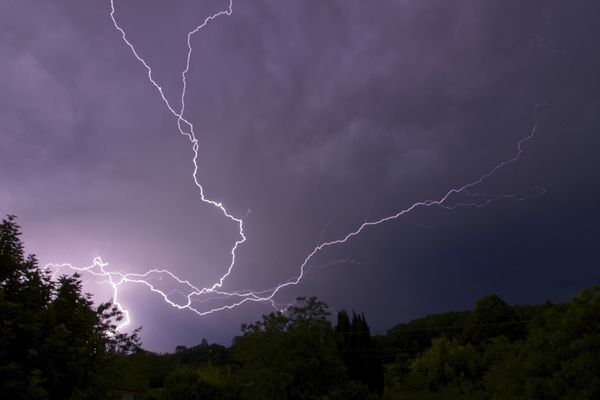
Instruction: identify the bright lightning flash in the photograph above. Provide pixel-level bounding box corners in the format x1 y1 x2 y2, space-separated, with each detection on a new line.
45 0 545 330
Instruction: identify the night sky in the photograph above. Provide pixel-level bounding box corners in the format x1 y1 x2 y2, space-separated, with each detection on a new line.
1 0 599 352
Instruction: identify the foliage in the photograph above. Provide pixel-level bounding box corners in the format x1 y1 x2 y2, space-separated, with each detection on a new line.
111 349 177 393
397 337 482 399
232 296 349 400
0 215 140 399
3 214 599 400
173 338 232 367
160 369 224 400
384 289 600 399
383 310 472 363
116 298 385 399
337 310 384 395
463 294 525 344
112 287 599 400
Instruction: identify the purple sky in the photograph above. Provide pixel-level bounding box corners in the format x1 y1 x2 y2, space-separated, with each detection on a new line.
2 0 599 352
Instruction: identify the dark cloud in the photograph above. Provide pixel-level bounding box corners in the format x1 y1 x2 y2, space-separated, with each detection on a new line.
1 0 599 351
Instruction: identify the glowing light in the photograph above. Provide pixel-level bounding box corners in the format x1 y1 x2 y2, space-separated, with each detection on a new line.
46 0 544 328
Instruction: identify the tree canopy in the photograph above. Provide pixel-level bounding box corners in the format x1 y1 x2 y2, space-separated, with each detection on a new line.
0 215 140 399
2 215 598 400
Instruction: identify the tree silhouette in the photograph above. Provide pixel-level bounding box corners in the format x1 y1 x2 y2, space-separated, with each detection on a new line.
0 215 140 399
336 310 384 395
233 296 349 400
464 294 524 344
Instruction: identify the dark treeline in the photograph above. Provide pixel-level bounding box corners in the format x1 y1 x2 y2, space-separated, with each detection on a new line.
1 216 599 399
0 215 140 400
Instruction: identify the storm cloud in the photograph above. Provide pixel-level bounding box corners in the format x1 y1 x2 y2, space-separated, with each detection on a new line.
1 0 599 351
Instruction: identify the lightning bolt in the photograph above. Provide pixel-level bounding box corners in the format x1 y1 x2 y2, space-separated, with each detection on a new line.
46 0 545 329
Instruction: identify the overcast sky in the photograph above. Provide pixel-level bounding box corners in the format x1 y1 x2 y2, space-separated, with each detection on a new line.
1 0 599 351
